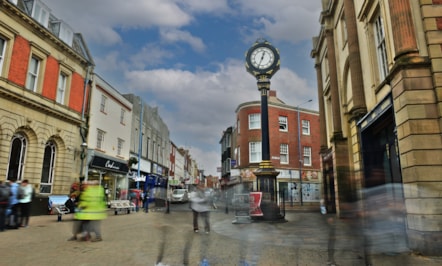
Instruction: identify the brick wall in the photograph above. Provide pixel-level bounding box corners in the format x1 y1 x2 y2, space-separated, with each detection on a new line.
41 56 59 100
69 72 86 113
8 35 30 87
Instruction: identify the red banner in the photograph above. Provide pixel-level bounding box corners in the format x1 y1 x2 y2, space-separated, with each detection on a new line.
249 192 263 216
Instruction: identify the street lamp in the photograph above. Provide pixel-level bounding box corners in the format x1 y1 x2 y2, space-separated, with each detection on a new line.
79 142 88 178
297 99 312 206
137 100 144 190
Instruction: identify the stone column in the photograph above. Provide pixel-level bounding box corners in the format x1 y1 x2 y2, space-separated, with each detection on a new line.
388 0 419 59
314 62 327 152
343 0 366 118
325 29 343 138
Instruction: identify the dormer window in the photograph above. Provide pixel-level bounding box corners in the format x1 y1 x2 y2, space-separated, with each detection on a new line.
24 0 51 27
49 20 74 45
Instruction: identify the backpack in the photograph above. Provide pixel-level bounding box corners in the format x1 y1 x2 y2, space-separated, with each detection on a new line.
0 185 10 202
17 186 25 200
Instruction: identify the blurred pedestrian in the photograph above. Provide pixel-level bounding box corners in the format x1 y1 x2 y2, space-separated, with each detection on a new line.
7 178 20 229
68 182 88 241
189 183 211 233
0 181 11 232
76 180 107 242
18 179 34 227
143 189 150 213
64 193 77 214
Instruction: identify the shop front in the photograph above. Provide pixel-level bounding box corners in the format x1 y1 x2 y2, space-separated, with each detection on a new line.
86 151 129 202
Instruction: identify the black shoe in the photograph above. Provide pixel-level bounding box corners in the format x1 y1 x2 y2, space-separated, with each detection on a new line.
6 225 18 229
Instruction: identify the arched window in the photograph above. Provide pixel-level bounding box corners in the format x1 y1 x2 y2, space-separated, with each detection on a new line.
40 141 56 193
7 134 27 181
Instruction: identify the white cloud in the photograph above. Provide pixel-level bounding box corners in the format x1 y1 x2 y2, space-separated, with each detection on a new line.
125 60 316 175
159 29 206 53
39 0 321 176
43 0 193 44
236 0 322 43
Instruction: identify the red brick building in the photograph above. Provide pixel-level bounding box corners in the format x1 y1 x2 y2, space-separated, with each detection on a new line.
0 0 93 197
231 90 321 206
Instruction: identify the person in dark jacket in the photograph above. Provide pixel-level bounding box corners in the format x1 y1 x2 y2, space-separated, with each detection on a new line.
0 181 11 232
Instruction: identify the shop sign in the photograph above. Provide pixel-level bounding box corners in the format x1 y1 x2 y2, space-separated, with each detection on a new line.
90 155 129 173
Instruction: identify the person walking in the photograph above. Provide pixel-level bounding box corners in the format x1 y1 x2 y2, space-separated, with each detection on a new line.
7 178 20 229
189 183 211 234
0 181 11 232
75 180 107 242
18 179 33 227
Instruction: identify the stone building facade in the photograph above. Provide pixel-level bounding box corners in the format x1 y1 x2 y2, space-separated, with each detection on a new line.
0 0 93 195
311 0 442 255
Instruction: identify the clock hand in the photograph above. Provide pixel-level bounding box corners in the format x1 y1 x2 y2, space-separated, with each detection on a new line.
258 51 265 67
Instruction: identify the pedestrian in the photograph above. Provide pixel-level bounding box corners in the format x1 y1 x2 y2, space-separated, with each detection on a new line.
75 180 107 242
0 181 11 232
18 179 34 227
189 183 211 234
7 178 20 229
143 189 149 213
64 193 77 214
68 181 88 241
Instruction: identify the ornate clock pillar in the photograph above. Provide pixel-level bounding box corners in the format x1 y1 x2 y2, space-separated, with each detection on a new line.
245 39 284 221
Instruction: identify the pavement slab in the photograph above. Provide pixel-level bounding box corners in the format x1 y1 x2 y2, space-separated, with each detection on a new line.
0 210 440 266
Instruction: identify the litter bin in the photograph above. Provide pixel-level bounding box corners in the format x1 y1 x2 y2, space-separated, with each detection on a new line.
31 196 49 216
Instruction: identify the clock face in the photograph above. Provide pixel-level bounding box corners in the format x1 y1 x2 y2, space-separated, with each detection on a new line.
250 47 275 70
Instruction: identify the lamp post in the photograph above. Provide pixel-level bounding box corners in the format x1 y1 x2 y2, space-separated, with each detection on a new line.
79 142 88 178
245 39 283 221
297 99 312 206
137 100 144 190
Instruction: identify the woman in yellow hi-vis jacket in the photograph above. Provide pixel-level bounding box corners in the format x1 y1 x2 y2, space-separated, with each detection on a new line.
68 181 107 242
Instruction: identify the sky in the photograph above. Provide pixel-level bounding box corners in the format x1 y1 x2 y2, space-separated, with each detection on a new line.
43 0 323 177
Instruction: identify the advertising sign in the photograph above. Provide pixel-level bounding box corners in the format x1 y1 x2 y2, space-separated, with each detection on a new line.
249 192 263 216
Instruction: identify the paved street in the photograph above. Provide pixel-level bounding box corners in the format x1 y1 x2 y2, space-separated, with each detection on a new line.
1 208 441 266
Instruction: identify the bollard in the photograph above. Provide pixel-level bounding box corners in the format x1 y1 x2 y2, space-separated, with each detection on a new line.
57 213 62 222
165 200 170 214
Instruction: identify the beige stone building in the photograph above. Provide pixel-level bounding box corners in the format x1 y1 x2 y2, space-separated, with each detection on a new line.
0 0 93 197
311 0 442 255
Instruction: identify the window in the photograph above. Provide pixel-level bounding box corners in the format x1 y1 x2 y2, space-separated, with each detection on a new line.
374 13 388 80
120 109 125 124
280 144 289 164
96 129 105 150
26 56 40 91
31 0 50 27
40 141 56 193
56 72 67 104
279 116 288 131
302 120 310 135
248 113 261 129
341 14 347 45
249 141 262 163
237 119 240 134
100 95 107 113
7 133 27 181
0 37 5 75
303 147 312 166
117 138 124 156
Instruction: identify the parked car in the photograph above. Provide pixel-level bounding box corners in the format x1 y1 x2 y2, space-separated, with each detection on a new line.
171 189 189 203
